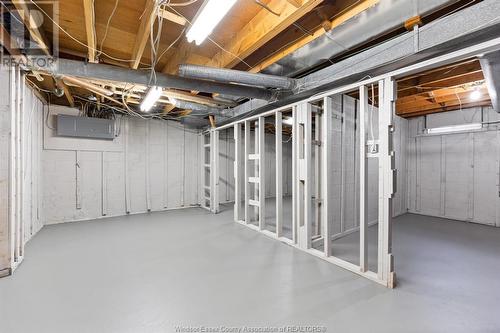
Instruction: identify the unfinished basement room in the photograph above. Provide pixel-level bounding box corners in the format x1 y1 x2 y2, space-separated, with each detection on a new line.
1 0 500 332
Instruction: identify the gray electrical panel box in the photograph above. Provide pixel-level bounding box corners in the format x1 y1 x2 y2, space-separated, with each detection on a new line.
56 114 115 140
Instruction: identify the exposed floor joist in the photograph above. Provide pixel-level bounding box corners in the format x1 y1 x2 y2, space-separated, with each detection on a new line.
82 0 97 63
130 0 158 69
162 0 324 74
249 0 380 73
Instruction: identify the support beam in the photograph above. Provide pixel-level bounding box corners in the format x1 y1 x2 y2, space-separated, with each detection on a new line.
359 86 368 272
244 121 251 223
249 0 379 73
12 2 51 55
258 116 266 230
296 102 312 249
130 0 158 69
82 0 97 63
163 0 323 74
377 78 396 288
234 123 242 221
321 97 333 257
210 130 220 213
275 112 283 237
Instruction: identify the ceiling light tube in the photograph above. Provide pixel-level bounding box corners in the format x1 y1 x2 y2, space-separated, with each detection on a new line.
186 0 238 45
140 86 163 112
425 123 483 134
470 88 482 101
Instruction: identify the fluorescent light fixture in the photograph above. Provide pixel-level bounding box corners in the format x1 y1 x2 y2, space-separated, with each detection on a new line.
186 0 238 45
140 86 162 112
426 123 482 134
470 88 482 101
282 116 293 126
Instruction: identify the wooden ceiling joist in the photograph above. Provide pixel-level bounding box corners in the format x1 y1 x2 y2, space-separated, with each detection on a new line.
398 59 484 97
159 8 187 26
12 1 51 56
249 0 380 73
163 0 324 74
130 0 158 69
82 0 97 63
397 85 491 117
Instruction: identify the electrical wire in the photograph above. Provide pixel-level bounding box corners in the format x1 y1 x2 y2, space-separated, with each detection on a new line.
166 5 252 69
27 0 145 64
97 0 120 59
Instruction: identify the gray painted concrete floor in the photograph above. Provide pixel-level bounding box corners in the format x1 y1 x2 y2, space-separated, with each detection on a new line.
1 207 500 333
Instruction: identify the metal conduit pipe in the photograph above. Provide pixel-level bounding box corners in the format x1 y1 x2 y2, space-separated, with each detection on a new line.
41 59 275 100
178 64 297 90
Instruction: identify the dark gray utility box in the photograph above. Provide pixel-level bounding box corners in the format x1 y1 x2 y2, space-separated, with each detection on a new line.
56 114 115 140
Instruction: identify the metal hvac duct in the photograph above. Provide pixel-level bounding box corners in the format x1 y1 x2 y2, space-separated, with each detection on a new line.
41 59 275 100
479 51 500 112
178 64 297 90
173 99 223 113
262 0 463 78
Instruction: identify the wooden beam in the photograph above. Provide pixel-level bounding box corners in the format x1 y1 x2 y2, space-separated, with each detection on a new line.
159 8 187 26
287 0 303 7
130 0 158 69
162 0 324 74
54 78 75 107
249 0 379 73
398 60 484 96
12 1 51 55
208 114 216 128
404 15 422 31
82 0 97 62
397 86 490 115
163 104 176 114
398 100 492 118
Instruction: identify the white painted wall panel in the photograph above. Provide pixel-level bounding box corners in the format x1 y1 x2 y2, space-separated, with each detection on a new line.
148 121 166 211
407 107 500 226
166 122 184 208
77 151 102 220
473 130 498 226
104 151 126 216
42 150 77 223
127 118 148 213
41 106 200 225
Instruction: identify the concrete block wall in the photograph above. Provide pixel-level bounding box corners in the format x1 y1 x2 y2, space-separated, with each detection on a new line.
41 105 200 224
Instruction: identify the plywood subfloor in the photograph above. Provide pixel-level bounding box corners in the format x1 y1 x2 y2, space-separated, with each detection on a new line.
0 207 499 332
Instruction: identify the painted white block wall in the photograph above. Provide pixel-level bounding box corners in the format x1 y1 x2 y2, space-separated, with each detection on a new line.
407 107 500 226
42 105 200 224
